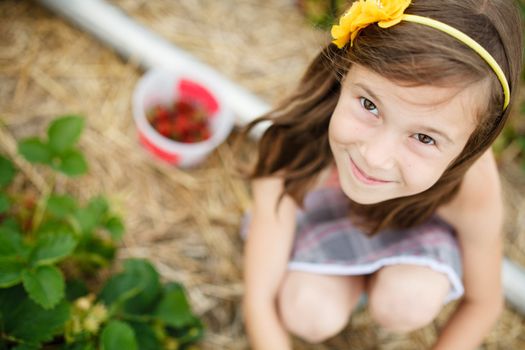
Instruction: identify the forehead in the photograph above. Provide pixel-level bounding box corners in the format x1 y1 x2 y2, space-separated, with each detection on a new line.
343 64 485 138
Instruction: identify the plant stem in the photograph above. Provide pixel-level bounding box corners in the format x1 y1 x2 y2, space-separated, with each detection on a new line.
0 122 50 195
31 176 55 234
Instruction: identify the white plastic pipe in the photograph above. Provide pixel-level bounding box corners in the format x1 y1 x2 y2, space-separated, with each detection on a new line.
37 0 271 137
502 258 525 314
38 0 525 314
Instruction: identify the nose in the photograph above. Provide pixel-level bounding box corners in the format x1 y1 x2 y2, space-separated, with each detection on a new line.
359 131 397 170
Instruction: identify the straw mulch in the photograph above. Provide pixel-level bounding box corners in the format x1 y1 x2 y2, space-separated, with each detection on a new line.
1 0 524 349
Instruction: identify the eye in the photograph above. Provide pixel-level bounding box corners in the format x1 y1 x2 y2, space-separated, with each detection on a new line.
359 97 379 116
414 133 436 145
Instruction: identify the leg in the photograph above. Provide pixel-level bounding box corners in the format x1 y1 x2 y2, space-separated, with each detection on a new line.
278 271 365 343
367 264 451 333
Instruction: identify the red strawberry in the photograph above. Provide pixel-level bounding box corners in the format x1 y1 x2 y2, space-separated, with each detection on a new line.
148 100 212 143
156 119 172 137
175 100 194 115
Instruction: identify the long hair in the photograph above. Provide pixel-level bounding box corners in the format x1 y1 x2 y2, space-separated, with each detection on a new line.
242 0 523 233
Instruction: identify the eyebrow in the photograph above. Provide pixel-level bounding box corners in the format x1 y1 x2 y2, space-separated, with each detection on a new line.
353 82 454 144
354 82 382 107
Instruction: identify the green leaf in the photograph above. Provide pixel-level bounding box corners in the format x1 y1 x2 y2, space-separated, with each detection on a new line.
0 228 28 288
74 196 108 234
12 344 40 350
0 193 10 213
168 318 204 345
0 258 25 287
122 259 161 314
30 231 77 266
128 322 162 350
65 279 89 301
47 115 85 154
46 194 77 218
0 285 70 343
69 235 116 276
0 216 21 232
69 252 112 277
74 207 98 235
98 272 141 309
98 259 160 315
87 196 109 219
81 236 116 262
22 265 65 309
0 227 26 258
55 149 88 176
18 138 52 164
104 216 124 241
35 219 73 237
100 320 138 350
163 301 204 345
0 155 16 188
154 283 194 328
62 342 96 350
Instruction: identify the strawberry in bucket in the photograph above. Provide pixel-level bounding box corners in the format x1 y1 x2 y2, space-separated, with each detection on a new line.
132 69 234 167
147 100 211 143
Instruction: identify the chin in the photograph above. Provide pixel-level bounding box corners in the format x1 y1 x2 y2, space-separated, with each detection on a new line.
340 186 394 205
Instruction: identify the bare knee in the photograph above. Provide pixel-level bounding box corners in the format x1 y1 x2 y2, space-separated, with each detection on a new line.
279 288 348 343
369 291 441 333
278 273 364 343
368 266 449 333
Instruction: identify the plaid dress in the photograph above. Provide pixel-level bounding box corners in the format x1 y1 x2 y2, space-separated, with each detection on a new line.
289 187 464 303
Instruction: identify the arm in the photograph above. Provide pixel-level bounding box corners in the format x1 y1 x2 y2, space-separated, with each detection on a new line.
243 177 298 350
432 223 504 350
434 152 504 350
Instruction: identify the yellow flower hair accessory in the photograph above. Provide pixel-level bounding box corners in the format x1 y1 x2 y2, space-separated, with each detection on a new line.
331 0 411 48
331 0 511 110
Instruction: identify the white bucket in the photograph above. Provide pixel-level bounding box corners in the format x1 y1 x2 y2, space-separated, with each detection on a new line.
132 68 235 167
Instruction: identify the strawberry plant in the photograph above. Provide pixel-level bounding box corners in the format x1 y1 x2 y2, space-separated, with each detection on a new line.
17 115 88 177
0 115 203 349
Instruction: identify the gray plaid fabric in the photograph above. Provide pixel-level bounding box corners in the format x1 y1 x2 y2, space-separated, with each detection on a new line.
289 187 464 302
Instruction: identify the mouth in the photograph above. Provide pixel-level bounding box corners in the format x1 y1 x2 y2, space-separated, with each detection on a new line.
349 156 392 185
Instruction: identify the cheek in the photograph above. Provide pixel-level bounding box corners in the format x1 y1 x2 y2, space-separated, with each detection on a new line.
402 160 448 193
329 110 363 144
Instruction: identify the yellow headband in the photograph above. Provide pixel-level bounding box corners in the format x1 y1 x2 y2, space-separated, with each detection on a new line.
331 0 510 110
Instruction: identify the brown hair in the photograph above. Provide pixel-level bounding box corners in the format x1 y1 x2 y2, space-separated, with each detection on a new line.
242 0 523 233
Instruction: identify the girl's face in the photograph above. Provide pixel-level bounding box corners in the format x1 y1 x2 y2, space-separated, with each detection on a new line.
329 64 485 205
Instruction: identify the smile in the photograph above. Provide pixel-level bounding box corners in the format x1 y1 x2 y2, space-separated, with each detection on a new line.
349 157 392 185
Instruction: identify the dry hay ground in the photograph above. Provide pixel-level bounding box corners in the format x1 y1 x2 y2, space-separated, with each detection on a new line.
1 0 524 349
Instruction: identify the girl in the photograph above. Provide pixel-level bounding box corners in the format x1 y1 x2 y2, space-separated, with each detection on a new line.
242 0 523 349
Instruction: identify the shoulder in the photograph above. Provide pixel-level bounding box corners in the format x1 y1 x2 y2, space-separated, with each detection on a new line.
252 176 289 206
251 176 298 220
437 150 503 242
